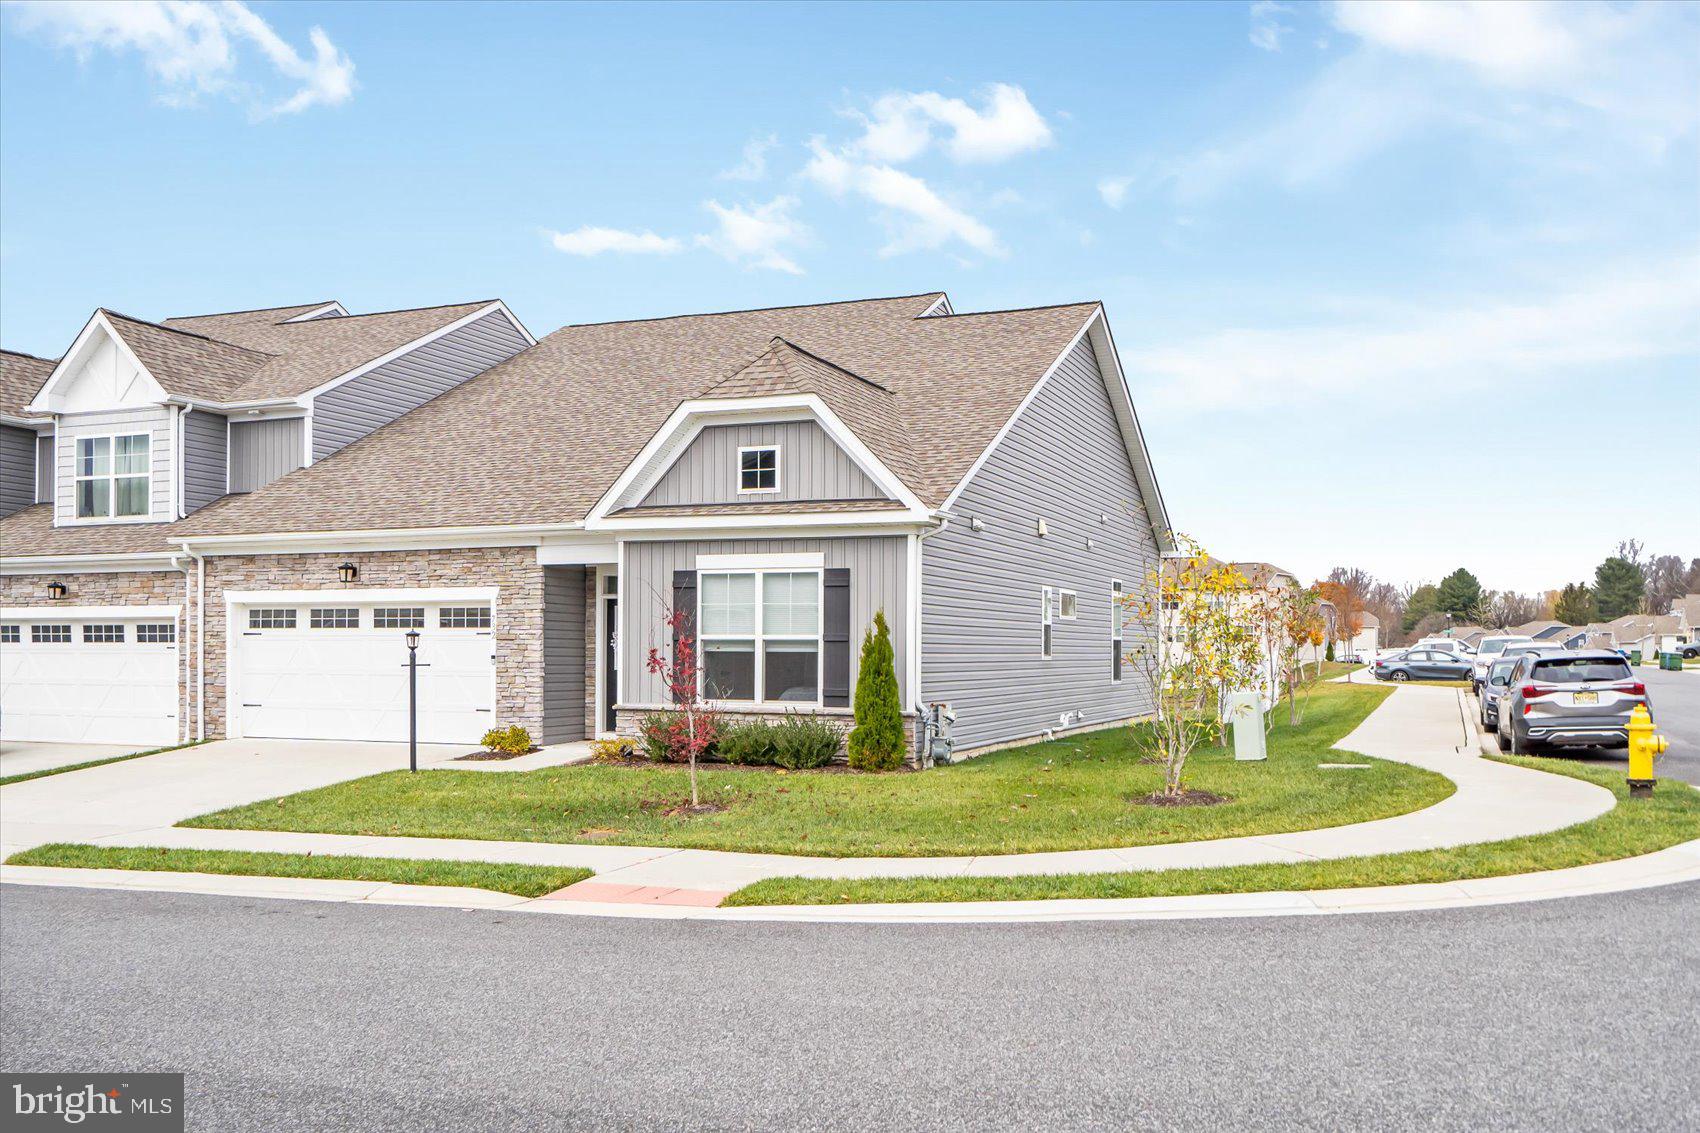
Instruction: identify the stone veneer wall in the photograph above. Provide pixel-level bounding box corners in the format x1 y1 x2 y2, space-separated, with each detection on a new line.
0 569 193 737
196 547 594 741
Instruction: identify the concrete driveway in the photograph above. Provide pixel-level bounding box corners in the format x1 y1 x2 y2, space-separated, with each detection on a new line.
0 738 478 857
0 741 154 779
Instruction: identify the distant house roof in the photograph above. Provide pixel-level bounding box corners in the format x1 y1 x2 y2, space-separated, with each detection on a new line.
1357 611 1381 629
0 349 56 421
1673 594 1700 627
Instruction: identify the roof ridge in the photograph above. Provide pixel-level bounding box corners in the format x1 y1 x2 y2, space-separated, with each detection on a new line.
98 309 280 358
558 292 945 331
166 300 339 321
1 347 57 362
771 336 891 393
920 300 1100 320
295 299 495 322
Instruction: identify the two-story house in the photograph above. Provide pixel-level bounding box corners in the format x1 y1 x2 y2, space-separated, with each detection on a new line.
2 291 1171 760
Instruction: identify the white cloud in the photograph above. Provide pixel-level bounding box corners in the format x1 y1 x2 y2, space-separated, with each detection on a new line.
547 226 683 257
718 133 778 181
1097 175 1134 208
696 196 809 274
804 139 1002 258
5 0 355 117
853 83 1053 164
1129 255 1700 413
1249 1 1295 51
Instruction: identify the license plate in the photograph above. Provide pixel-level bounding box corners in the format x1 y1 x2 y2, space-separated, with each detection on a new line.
1573 690 1598 705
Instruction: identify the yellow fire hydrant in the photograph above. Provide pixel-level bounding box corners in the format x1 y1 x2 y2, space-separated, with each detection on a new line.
1626 704 1668 797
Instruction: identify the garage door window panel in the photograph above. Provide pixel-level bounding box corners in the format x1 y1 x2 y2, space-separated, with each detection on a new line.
1 625 17 644
31 625 71 643
137 624 175 644
83 624 125 644
249 609 297 630
375 607 424 629
439 607 491 629
310 608 360 629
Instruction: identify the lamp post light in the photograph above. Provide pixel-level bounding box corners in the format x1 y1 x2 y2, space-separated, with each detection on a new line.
405 628 422 772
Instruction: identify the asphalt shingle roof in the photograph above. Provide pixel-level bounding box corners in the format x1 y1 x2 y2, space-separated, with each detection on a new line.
0 350 56 419
176 293 1104 538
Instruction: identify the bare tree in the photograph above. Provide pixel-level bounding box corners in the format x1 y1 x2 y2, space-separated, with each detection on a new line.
1644 554 1686 614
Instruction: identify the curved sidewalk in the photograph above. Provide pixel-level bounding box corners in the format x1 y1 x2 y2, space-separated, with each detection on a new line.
27 683 1614 898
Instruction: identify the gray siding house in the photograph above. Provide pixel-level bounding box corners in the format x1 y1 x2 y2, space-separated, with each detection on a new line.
2 291 1171 760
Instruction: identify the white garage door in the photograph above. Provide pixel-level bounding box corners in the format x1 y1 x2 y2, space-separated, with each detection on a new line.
233 598 495 744
0 608 180 746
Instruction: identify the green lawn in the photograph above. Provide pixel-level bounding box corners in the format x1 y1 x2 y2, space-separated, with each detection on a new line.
0 740 209 788
184 682 1451 858
725 756 1700 905
4 843 590 898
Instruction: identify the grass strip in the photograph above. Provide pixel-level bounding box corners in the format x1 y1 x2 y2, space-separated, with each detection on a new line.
181 683 1452 858
4 843 591 898
724 756 1699 906
0 740 210 788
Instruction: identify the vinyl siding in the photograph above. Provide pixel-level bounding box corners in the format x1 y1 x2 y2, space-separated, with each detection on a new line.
311 309 530 462
621 536 907 706
0 425 34 516
640 420 888 507
53 406 174 525
35 434 53 504
541 565 587 744
181 409 227 514
922 337 1159 751
228 418 304 493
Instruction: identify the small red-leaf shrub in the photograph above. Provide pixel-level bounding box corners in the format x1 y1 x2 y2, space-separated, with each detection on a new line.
639 710 720 764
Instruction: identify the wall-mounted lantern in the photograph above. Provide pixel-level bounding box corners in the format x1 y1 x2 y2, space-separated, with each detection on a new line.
47 581 68 600
337 562 358 584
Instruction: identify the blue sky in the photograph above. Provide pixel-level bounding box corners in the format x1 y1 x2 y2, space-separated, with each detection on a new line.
2 0 1695 594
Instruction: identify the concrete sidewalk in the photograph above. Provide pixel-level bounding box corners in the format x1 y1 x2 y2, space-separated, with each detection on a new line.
8 684 1615 900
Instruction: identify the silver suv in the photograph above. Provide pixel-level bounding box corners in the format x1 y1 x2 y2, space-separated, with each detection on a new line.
1494 650 1651 754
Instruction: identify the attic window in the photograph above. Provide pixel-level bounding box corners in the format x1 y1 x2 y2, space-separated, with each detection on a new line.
75 434 149 519
738 445 779 494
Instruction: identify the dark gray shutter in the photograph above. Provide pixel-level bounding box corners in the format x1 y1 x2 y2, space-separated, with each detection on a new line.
823 568 851 707
671 570 697 704
1113 640 1123 681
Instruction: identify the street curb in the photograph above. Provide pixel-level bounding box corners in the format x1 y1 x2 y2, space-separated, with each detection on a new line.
6 833 1698 924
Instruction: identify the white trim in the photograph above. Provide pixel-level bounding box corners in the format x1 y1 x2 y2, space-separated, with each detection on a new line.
906 530 922 707
1041 585 1054 660
25 311 171 415
69 431 153 522
1 605 180 620
1110 577 1124 684
1058 589 1078 620
735 444 782 495
915 294 954 317
295 300 536 404
280 302 350 322
536 540 618 566
174 521 582 555
1 552 180 575
696 552 823 570
173 404 184 519
595 564 619 738
596 510 931 533
224 586 498 606
585 392 925 524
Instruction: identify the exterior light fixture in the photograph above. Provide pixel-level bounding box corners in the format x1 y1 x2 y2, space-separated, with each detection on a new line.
47 581 68 600
404 629 423 772
337 562 358 583
405 629 421 652
968 517 985 532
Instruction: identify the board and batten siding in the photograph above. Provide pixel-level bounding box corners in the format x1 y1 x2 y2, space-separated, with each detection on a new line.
228 417 304 493
620 536 907 706
639 420 888 507
181 409 227 514
310 309 530 462
35 434 53 504
541 565 588 744
53 406 174 524
0 425 35 516
922 336 1160 752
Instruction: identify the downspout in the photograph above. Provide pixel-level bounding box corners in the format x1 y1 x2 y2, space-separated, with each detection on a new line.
913 513 950 764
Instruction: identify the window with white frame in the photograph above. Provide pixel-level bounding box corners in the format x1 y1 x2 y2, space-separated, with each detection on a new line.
1059 590 1078 619
737 445 779 493
75 434 150 518
699 569 821 703
1111 579 1124 682
1041 586 1054 659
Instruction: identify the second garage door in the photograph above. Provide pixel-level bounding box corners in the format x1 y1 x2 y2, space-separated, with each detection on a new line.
233 598 496 744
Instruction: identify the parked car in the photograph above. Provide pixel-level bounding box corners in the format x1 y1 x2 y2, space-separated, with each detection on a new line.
1471 634 1535 689
1682 641 1700 660
1374 648 1474 682
1495 650 1651 754
1416 637 1476 660
1478 657 1519 730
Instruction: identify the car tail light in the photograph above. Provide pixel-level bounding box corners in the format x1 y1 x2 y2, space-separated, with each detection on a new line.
1605 681 1645 696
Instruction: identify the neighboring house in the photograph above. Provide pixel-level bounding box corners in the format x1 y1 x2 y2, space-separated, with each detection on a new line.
1606 613 1684 659
1341 611 1379 659
1 291 1172 759
0 299 535 745
1511 620 1570 641
1672 594 1699 642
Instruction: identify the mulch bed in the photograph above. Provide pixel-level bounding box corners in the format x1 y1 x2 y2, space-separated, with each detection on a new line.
589 757 902 775
453 747 542 762
1133 788 1229 808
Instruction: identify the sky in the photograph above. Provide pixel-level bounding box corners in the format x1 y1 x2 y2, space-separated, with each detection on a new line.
1 0 1695 595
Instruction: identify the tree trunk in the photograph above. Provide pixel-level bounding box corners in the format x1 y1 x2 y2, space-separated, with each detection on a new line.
687 712 699 807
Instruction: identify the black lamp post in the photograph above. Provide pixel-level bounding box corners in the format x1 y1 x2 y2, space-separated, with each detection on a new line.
405 628 421 772
337 562 358 584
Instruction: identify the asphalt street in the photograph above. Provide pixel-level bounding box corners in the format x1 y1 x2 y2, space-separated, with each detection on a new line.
3 882 1696 1132
1565 665 1700 786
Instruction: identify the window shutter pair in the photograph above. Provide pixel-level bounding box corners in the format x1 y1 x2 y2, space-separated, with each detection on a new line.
669 567 851 707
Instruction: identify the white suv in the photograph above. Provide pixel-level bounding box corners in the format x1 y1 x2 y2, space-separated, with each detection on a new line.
1471 634 1535 687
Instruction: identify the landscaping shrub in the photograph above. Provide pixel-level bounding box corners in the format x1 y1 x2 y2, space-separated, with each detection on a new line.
639 710 720 763
1325 640 1336 662
770 714 840 769
848 610 905 771
480 725 533 756
718 721 778 766
589 736 637 762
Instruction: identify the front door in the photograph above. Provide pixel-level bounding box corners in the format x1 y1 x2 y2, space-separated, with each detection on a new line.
603 595 619 734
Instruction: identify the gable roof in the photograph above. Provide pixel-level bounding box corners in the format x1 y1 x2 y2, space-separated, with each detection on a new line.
101 311 275 402
177 292 1134 538
0 349 57 420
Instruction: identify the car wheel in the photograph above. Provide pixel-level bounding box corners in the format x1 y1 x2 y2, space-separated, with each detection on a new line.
1391 670 1409 682
1496 725 1511 752
1510 727 1533 756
